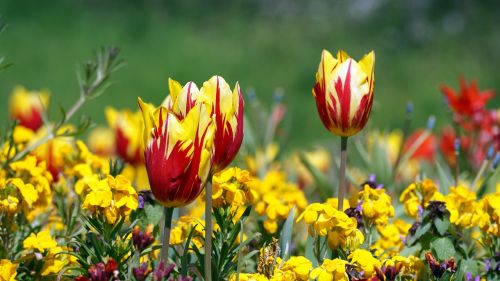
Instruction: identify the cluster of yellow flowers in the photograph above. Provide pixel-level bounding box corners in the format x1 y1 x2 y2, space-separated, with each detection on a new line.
297 202 364 251
22 230 75 276
400 179 445 218
170 215 205 249
234 250 423 281
371 219 411 258
476 190 500 236
0 156 53 220
234 256 312 281
81 174 138 224
444 185 479 228
253 171 308 234
357 184 394 226
212 167 258 208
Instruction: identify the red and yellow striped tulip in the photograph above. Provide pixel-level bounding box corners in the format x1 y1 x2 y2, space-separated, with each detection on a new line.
313 50 375 137
200 76 244 172
9 86 49 131
138 87 214 208
105 107 143 164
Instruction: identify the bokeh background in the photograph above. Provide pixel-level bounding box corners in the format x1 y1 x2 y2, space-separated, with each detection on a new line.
0 0 499 146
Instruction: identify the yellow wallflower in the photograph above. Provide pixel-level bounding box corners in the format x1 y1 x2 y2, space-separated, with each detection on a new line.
2 156 53 217
0 259 17 281
358 185 394 226
23 230 57 252
445 186 478 228
81 175 138 224
310 258 348 281
40 246 76 276
372 220 410 258
400 179 445 218
476 192 500 236
253 171 307 234
383 255 423 278
276 256 312 281
212 167 258 208
348 249 381 278
297 202 364 251
170 215 205 249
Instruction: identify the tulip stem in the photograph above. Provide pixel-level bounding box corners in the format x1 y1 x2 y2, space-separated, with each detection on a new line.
338 137 348 211
205 179 213 281
161 207 174 264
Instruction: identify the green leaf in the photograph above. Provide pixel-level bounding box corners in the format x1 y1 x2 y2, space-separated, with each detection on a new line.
431 237 456 261
434 217 450 236
457 259 479 280
280 207 295 260
145 203 163 226
305 235 316 267
414 222 432 239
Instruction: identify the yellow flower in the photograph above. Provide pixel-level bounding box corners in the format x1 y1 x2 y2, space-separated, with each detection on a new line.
400 179 445 218
23 230 57 252
445 186 478 228
170 215 205 249
4 156 53 216
40 246 76 276
348 249 381 278
476 192 500 236
82 175 138 224
252 171 307 234
310 258 348 281
371 220 410 258
277 256 312 281
0 259 17 281
211 167 258 208
298 201 364 251
358 185 394 226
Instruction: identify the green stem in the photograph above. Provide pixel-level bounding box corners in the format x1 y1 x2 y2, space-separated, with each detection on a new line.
161 207 174 264
205 179 213 281
338 137 348 211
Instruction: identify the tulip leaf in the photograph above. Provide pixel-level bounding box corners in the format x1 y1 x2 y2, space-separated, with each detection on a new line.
280 207 295 260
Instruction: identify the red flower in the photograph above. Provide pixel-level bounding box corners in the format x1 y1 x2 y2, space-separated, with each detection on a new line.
441 77 494 117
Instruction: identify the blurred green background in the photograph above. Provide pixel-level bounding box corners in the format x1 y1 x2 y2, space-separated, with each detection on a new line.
0 0 499 146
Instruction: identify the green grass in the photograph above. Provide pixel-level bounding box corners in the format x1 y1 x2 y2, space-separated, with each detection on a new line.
0 1 499 147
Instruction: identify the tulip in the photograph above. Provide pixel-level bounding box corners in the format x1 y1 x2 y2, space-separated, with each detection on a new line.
9 86 49 131
200 76 244 172
312 49 375 210
138 83 214 263
105 107 143 164
137 97 213 208
313 50 375 137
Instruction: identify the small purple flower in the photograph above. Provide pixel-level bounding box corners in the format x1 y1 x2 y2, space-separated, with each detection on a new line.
484 258 492 271
138 194 145 209
417 205 424 219
356 200 363 213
